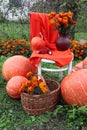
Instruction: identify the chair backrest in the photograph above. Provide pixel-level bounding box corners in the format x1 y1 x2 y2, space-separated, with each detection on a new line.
29 12 58 50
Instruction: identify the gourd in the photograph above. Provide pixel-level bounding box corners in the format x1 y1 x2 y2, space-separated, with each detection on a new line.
31 36 46 51
61 69 87 106
2 55 34 81
6 76 28 99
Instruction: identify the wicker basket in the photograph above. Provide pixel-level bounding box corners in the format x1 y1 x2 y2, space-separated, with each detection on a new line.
21 79 60 115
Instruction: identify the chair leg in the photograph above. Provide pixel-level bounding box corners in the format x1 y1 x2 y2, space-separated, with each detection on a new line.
38 63 42 75
68 60 72 74
59 67 63 80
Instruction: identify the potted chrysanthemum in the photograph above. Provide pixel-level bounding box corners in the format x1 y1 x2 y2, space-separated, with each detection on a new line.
48 11 77 51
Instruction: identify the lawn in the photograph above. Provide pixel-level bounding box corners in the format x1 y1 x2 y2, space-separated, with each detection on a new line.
0 55 87 130
0 22 30 41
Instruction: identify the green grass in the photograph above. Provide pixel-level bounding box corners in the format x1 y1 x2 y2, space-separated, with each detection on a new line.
0 22 30 40
0 21 87 41
75 32 87 41
0 55 87 130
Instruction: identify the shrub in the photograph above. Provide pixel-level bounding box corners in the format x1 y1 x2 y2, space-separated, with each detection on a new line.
0 39 32 57
70 40 87 60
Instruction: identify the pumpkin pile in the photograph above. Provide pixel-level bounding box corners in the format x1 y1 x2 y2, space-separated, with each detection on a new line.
2 54 87 107
2 55 35 99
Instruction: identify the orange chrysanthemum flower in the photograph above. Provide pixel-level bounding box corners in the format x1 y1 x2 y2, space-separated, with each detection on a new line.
26 72 33 79
19 72 49 94
48 11 77 34
39 82 48 93
28 86 34 93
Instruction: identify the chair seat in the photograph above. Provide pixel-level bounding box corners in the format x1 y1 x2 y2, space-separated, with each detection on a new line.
41 59 55 63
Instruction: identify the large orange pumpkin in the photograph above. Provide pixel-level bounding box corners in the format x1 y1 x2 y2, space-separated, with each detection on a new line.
31 36 46 51
2 55 35 81
6 76 28 99
61 69 87 106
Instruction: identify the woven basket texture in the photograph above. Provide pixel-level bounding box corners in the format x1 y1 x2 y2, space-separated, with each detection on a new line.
21 79 60 115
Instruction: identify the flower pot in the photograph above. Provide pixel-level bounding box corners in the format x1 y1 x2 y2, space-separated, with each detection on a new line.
56 32 71 51
21 79 60 115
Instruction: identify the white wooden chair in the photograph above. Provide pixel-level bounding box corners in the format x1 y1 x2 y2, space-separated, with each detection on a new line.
29 12 74 80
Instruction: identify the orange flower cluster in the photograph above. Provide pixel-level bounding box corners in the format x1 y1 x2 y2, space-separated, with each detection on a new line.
0 39 31 57
70 40 87 60
19 72 48 94
48 11 77 33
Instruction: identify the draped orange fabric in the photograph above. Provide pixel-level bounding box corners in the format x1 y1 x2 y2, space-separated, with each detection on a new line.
29 12 73 68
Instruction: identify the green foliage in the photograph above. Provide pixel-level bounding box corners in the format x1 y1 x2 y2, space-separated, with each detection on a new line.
75 32 87 41
65 105 87 128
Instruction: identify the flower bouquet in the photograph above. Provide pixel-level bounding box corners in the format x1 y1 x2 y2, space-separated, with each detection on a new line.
19 72 50 95
48 11 77 34
20 72 60 115
48 11 77 51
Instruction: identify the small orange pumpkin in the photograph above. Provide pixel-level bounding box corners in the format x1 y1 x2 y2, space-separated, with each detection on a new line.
6 76 28 99
2 55 35 81
61 69 87 106
31 36 46 51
